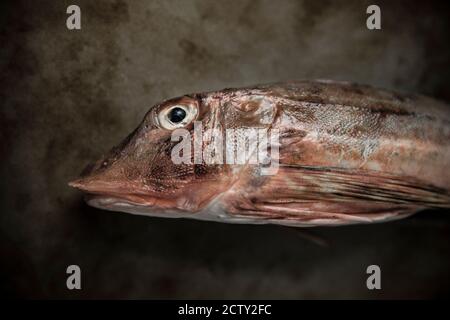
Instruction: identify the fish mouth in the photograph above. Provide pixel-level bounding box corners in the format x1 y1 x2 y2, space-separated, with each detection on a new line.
83 194 188 218
69 178 204 217
68 179 171 211
85 194 147 211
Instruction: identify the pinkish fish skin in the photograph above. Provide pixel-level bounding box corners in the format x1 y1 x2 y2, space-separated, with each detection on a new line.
69 80 450 227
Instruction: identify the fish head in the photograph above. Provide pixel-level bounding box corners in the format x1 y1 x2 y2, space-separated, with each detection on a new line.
69 89 277 218
69 94 229 216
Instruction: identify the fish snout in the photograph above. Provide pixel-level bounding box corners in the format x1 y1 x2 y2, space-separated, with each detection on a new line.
69 151 137 194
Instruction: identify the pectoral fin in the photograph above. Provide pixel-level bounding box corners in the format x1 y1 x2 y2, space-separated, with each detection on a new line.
222 165 450 226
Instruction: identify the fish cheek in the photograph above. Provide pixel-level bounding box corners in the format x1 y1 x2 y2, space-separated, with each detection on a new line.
140 128 231 210
144 160 231 210
188 163 234 209
143 138 196 193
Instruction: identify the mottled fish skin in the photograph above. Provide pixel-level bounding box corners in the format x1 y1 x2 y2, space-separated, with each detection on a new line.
69 80 450 227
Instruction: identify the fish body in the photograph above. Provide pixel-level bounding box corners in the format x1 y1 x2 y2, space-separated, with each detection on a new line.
69 80 450 227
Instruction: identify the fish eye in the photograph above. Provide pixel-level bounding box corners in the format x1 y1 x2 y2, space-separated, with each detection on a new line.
168 107 186 123
156 102 198 130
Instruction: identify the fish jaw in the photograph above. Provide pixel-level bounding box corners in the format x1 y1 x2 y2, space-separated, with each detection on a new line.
68 164 238 215
81 192 280 225
68 178 180 211
84 195 192 218
69 178 236 220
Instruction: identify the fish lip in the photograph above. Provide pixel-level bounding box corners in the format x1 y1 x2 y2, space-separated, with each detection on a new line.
85 194 150 210
85 193 194 219
69 178 211 213
69 178 146 196
68 178 160 208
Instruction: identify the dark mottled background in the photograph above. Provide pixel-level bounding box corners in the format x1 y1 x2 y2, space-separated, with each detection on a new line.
0 0 449 299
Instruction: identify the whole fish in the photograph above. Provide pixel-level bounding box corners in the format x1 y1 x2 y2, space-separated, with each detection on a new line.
69 80 450 227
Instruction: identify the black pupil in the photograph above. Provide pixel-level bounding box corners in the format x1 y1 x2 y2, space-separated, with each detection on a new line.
169 107 186 123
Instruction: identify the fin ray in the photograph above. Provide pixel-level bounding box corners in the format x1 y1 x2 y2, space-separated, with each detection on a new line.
222 165 449 226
